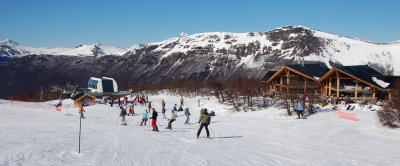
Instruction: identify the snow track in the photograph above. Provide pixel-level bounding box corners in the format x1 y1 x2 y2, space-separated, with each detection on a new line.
0 95 399 165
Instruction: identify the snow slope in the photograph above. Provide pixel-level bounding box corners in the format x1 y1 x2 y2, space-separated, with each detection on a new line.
0 94 399 165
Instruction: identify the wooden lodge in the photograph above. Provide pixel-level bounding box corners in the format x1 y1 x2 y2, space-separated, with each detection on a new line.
265 64 329 95
318 65 400 100
72 93 96 108
263 64 399 100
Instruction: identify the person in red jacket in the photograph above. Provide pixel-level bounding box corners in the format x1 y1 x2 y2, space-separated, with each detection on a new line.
79 106 85 119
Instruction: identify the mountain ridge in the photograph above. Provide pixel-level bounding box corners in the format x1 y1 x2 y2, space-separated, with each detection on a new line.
1 25 399 97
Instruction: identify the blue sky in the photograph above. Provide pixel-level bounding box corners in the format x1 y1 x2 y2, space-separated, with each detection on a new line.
1 0 399 48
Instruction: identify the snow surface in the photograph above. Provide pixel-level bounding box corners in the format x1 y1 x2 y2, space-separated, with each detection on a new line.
1 93 399 165
372 77 390 88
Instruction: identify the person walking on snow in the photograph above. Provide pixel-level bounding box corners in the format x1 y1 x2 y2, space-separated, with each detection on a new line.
180 97 184 106
184 107 191 124
151 108 159 131
166 110 177 129
79 106 86 119
140 110 148 126
110 97 114 107
197 108 211 138
297 103 304 119
120 106 127 125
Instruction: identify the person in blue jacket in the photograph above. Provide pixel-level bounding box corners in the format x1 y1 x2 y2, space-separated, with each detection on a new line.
297 103 304 119
140 110 148 126
184 107 191 124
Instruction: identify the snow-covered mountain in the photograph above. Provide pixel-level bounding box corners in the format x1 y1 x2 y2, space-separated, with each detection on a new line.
1 25 399 97
127 25 400 75
0 39 129 58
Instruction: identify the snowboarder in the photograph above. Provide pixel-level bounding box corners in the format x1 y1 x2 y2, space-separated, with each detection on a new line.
197 108 211 138
140 110 148 126
184 107 191 124
151 108 159 131
297 103 304 119
180 97 184 106
120 106 127 125
166 110 177 129
79 106 86 119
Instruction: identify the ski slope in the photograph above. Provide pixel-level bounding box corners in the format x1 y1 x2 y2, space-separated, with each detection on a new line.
0 94 399 166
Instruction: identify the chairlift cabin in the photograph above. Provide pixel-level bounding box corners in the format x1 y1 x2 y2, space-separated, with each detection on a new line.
88 77 118 93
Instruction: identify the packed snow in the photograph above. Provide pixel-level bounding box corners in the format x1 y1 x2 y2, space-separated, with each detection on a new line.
1 93 399 165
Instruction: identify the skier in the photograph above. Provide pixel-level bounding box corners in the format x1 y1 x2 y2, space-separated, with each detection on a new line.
148 101 152 110
140 110 148 126
166 110 177 129
79 106 86 119
173 104 178 111
197 108 211 138
180 97 184 106
118 97 121 106
297 103 304 119
120 106 127 125
128 104 134 116
162 107 166 119
110 97 114 107
104 97 107 105
151 108 159 131
184 107 191 124
178 106 183 112
162 99 166 108
124 96 128 105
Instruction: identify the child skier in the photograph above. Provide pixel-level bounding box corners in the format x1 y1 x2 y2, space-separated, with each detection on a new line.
140 110 148 126
184 107 191 124
120 106 127 125
166 110 177 129
151 108 159 131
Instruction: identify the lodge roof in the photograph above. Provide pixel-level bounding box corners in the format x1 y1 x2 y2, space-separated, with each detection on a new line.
336 65 384 88
262 71 277 81
372 75 400 89
285 64 329 80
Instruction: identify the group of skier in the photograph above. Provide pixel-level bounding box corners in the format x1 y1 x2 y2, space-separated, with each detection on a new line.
115 96 212 138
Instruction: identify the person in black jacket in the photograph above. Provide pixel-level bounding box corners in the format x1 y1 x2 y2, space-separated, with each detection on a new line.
151 108 159 131
120 106 127 125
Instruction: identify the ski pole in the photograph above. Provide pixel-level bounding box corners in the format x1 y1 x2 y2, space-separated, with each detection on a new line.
209 124 216 138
